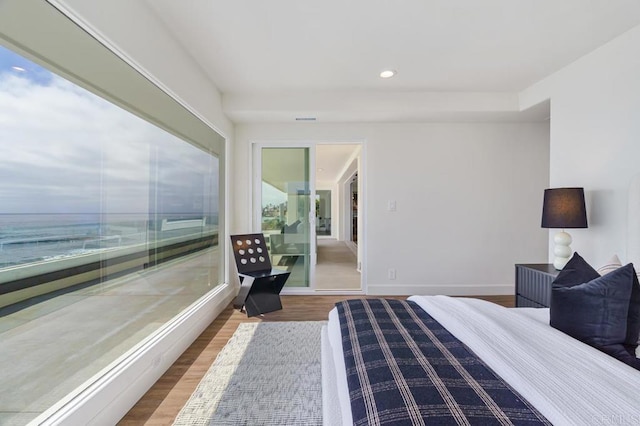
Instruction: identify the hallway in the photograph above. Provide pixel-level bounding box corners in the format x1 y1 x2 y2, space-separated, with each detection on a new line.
315 239 360 290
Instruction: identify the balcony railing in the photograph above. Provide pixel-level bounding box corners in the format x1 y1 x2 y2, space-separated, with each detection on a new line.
0 227 218 309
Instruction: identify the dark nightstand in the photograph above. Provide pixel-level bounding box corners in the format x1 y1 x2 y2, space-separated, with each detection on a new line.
515 264 559 308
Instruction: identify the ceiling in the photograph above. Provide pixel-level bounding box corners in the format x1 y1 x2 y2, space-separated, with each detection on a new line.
316 144 360 183
141 0 640 122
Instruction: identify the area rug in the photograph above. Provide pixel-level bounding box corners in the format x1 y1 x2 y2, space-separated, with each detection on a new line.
173 321 324 426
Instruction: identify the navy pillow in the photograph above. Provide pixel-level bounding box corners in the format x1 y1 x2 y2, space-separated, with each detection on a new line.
550 253 640 348
550 263 635 347
625 272 640 349
549 252 600 330
552 252 599 288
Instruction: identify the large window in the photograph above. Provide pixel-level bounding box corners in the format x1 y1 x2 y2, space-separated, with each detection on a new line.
0 47 219 270
0 42 223 423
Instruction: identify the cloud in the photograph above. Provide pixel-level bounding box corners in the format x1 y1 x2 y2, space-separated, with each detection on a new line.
0 51 219 216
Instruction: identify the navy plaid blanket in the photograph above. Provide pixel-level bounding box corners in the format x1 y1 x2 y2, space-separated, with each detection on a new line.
336 299 550 425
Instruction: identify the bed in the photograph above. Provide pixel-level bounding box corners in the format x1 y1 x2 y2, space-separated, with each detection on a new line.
321 296 640 425
323 176 640 425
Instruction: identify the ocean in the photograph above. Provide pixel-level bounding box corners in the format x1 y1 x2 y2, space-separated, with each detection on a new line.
0 213 217 269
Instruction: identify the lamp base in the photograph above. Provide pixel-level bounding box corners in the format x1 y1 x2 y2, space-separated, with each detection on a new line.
553 231 573 270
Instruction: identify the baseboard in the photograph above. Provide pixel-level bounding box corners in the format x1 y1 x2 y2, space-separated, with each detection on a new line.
31 284 235 426
313 289 365 295
345 241 357 256
366 283 514 296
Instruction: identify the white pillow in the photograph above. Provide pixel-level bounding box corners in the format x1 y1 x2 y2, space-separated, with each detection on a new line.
597 254 622 276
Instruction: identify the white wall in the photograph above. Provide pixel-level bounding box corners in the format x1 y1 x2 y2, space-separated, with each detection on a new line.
235 122 550 295
520 24 640 267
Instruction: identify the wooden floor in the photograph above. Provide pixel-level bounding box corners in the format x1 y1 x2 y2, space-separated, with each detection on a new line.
118 294 514 425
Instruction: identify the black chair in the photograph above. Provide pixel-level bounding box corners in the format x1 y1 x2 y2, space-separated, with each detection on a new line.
230 233 290 317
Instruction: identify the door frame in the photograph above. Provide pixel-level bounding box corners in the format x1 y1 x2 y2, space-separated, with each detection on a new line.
251 140 367 295
252 142 317 293
342 170 358 248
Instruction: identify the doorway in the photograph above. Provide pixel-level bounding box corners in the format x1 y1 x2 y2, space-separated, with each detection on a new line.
314 144 362 291
253 142 363 293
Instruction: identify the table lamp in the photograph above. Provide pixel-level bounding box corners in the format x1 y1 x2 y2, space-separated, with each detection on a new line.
541 187 588 270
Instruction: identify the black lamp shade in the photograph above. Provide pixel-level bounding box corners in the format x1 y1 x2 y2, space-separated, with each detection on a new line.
541 187 588 229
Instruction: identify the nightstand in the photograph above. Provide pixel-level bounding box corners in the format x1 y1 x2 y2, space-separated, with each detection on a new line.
515 264 559 308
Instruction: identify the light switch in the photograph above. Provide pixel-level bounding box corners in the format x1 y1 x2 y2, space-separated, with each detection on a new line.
388 200 397 211
388 268 396 280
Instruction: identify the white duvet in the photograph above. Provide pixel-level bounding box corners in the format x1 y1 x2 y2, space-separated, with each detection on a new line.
325 296 640 426
410 296 640 425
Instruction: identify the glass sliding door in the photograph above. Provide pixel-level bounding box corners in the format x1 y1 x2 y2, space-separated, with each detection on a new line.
260 147 313 287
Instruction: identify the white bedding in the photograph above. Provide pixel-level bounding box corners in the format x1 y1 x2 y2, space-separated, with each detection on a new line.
324 296 640 425
326 308 353 426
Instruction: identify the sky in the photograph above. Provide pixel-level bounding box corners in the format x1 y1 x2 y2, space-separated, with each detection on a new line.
0 45 219 215
262 181 287 207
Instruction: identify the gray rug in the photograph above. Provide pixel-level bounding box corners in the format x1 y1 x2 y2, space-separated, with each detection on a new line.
173 321 324 426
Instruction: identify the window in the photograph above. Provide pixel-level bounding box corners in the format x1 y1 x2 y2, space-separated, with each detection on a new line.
0 47 219 269
0 42 223 424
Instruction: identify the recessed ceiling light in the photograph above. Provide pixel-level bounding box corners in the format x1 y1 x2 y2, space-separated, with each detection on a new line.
11 66 26 72
379 69 396 79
